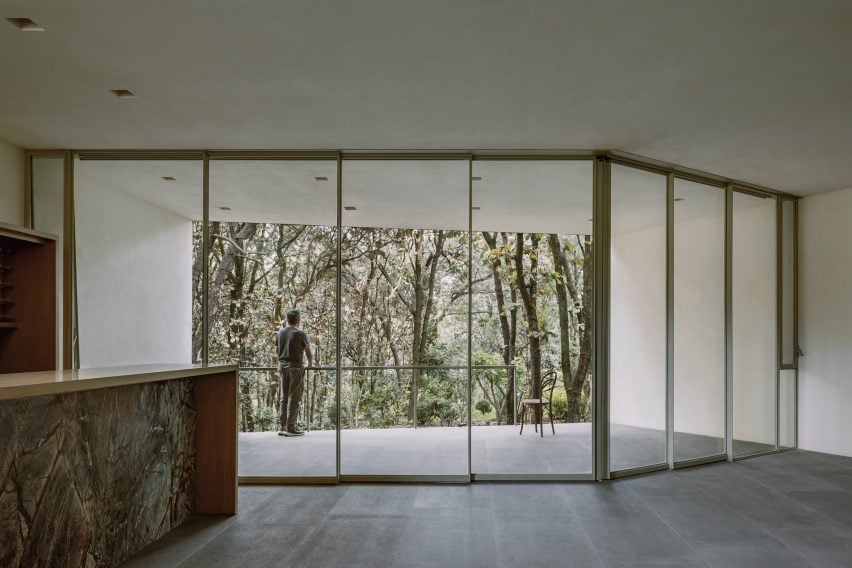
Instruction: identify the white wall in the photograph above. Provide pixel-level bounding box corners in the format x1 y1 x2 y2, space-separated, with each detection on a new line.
799 187 852 457
0 138 24 226
75 174 192 368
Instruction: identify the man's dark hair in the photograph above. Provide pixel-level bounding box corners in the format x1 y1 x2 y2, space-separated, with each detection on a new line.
286 309 301 326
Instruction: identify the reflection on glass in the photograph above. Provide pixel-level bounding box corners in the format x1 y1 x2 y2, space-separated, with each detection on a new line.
31 156 66 368
733 191 777 457
610 164 667 471
74 160 201 369
781 199 796 366
206 160 339 477
673 179 725 462
779 370 796 449
340 160 469 476
471 160 593 476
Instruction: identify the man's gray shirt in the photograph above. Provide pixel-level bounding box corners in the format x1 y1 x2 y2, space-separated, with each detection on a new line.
276 326 309 368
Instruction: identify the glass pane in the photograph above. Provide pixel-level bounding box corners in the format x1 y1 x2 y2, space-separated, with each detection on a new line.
206 160 339 478
673 179 725 462
471 160 593 476
31 156 65 369
733 191 777 457
781 199 796 366
74 159 200 369
779 369 796 449
610 164 667 471
340 160 469 477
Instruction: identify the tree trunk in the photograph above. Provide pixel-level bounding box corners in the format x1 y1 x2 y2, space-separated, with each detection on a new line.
514 233 542 423
482 231 517 424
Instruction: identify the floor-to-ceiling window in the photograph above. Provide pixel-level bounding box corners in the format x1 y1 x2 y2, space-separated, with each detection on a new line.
52 149 799 483
74 158 201 370
673 178 726 464
732 190 777 457
205 159 339 479
339 159 470 479
609 164 667 473
470 159 594 478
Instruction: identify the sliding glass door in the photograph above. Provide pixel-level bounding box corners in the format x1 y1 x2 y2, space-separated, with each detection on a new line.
470 159 594 478
339 159 470 479
207 159 339 480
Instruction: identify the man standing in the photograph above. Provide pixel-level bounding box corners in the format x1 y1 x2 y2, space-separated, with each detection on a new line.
276 309 313 437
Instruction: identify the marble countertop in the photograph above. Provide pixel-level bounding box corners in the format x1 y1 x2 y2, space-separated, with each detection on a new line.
0 363 238 401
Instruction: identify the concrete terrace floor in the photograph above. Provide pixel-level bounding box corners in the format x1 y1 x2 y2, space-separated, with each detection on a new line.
125 450 852 568
238 423 774 477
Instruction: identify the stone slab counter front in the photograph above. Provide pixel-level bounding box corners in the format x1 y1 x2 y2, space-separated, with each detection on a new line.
0 364 238 568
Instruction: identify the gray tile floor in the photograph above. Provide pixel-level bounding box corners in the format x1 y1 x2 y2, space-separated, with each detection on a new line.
125 450 852 568
239 423 774 477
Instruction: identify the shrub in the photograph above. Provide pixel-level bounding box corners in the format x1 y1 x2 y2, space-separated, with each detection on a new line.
475 399 493 416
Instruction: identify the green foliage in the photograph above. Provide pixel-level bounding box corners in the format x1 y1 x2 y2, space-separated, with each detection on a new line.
197 224 594 432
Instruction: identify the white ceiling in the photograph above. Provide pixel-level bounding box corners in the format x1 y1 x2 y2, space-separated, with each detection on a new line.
4 0 852 196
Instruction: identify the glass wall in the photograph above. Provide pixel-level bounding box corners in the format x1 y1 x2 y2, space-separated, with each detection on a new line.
56 151 797 482
30 155 66 368
781 199 797 367
732 191 777 457
340 160 469 478
673 179 726 463
609 164 667 472
74 159 201 369
206 159 339 478
471 159 594 477
779 369 796 449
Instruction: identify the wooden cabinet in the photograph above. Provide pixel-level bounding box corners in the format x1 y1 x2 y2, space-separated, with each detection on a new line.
0 222 57 373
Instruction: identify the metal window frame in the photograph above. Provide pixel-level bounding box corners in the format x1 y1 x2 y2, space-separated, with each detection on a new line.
26 147 800 484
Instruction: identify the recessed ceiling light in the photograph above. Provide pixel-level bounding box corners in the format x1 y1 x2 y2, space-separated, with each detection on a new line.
7 18 44 31
344 206 357 211
110 89 136 98
161 176 176 181
314 176 329 181
472 206 481 210
219 206 231 211
472 177 482 181
674 197 685 202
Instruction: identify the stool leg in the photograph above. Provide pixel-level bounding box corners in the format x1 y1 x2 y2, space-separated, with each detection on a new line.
519 405 525 435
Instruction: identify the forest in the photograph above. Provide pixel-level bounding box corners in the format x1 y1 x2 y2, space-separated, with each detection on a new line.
192 222 594 433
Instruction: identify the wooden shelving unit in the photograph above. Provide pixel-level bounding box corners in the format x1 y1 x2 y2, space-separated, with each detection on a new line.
0 222 57 373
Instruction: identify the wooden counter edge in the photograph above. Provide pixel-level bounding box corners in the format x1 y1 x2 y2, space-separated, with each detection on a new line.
193 370 238 515
0 365 239 402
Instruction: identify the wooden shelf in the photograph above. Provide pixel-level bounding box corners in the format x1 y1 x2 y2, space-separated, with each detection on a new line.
0 223 57 373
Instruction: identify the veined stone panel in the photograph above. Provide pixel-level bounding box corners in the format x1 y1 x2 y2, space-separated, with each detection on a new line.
0 379 196 567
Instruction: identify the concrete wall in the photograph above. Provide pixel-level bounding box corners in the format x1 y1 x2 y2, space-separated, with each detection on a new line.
799 187 852 457
0 138 24 226
75 173 192 368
